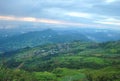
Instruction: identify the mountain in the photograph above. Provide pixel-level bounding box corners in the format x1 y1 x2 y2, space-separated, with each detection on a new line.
79 28 120 42
0 28 120 52
0 29 89 52
58 28 120 42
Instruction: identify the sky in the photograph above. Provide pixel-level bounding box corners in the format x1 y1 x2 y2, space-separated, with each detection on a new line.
0 0 120 30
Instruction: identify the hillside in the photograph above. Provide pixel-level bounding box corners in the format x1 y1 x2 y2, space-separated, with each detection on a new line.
0 40 120 81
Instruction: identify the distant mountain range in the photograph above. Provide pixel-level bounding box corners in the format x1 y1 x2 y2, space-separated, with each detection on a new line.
0 28 120 52
0 29 89 52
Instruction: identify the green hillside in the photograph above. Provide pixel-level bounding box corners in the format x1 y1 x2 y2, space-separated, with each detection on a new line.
0 41 120 81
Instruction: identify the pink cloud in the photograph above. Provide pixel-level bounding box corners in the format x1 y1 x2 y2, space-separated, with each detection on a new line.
0 15 108 29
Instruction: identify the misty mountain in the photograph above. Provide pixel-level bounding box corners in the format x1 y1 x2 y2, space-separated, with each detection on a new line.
0 29 89 52
0 28 120 52
77 28 120 42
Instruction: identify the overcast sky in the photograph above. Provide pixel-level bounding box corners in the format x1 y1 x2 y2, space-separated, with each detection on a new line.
0 0 120 30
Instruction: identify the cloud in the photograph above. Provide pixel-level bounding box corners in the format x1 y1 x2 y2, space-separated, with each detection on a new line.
94 18 120 26
0 15 86 26
66 12 93 19
0 15 109 29
0 0 120 30
0 16 64 24
105 0 117 3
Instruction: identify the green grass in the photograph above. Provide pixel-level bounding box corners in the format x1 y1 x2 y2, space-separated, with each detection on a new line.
52 68 87 81
83 57 105 64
